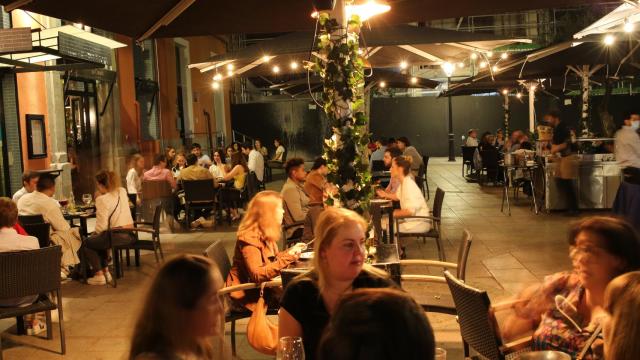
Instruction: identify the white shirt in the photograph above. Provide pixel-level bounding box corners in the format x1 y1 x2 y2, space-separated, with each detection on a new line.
126 168 142 194
615 126 640 169
0 227 39 307
397 176 431 233
12 187 28 203
18 191 70 232
465 137 479 147
247 149 265 182
209 164 226 180
95 188 134 234
274 145 285 161
198 154 212 167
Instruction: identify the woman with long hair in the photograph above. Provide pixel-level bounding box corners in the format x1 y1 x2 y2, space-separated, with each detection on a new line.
129 255 224 360
82 170 134 285
126 154 145 203
165 146 177 168
278 207 395 360
226 191 306 311
603 271 640 360
220 152 249 221
208 149 227 180
171 153 187 178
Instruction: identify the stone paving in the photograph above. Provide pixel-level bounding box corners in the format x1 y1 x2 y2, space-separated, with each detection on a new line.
0 158 606 359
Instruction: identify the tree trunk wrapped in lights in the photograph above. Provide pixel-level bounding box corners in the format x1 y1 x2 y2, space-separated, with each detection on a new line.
313 12 372 213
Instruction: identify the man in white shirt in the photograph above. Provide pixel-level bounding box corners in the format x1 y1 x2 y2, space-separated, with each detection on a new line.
369 138 387 171
612 111 640 228
17 174 81 274
12 171 39 203
615 112 640 170
242 143 265 182
465 129 479 147
191 143 212 167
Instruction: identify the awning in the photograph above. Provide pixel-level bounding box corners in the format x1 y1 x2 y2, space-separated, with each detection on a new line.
0 0 605 40
574 2 640 39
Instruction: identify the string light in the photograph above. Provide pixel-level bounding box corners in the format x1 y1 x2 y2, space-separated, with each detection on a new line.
516 92 522 99
487 51 494 58
400 61 408 69
470 53 478 60
458 62 465 68
441 62 454 77
345 0 391 22
492 65 499 72
501 53 508 60
604 35 615 46
379 81 386 88
502 89 509 95
227 70 234 76
272 65 280 74
262 55 271 62
357 49 363 55
311 11 319 18
479 61 487 68
624 19 635 33
410 77 418 84
226 63 234 71
213 73 222 81
212 81 220 90
290 61 299 70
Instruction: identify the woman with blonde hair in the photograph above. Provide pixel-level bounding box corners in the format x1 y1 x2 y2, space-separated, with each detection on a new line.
126 154 145 203
82 170 134 285
130 255 224 360
603 271 640 360
226 191 306 311
278 207 395 360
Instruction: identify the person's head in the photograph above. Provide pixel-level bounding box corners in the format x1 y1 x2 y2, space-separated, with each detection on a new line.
129 255 223 359
311 157 328 176
0 197 18 229
285 158 306 182
175 153 187 168
274 138 281 147
391 156 411 179
468 129 477 139
519 133 530 143
212 149 224 165
510 130 523 143
387 137 396 147
496 129 504 140
153 154 167 168
622 111 640 129
21 171 40 192
226 146 234 158
238 191 284 244
233 142 240 151
568 216 640 290
603 271 640 360
313 208 383 291
191 143 202 157
481 131 492 144
544 110 561 127
36 174 56 196
383 147 403 167
375 137 388 148
318 288 436 360
396 137 410 151
241 143 252 155
254 139 262 149
230 151 248 172
95 170 120 195
130 154 145 171
186 153 198 167
165 146 176 161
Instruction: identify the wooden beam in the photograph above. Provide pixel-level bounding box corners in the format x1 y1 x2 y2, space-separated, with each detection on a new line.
4 0 33 12
138 0 196 42
397 45 443 63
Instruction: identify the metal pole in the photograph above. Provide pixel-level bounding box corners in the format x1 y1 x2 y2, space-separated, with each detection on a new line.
529 85 536 133
448 76 455 162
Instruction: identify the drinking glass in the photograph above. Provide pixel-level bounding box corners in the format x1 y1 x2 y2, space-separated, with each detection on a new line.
82 194 92 206
435 347 447 360
276 336 305 360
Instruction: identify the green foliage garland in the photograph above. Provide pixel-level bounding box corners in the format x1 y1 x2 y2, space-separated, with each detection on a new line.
313 12 372 214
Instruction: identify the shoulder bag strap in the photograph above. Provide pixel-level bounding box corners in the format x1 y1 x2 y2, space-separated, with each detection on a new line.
107 191 121 231
576 323 603 360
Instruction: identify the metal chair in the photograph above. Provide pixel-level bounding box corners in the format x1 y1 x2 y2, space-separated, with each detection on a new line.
444 271 531 360
395 187 446 261
182 179 217 229
479 149 500 185
415 162 427 197
203 241 281 357
461 146 477 177
118 204 164 267
21 222 51 248
0 246 65 359
18 214 45 225
423 155 430 200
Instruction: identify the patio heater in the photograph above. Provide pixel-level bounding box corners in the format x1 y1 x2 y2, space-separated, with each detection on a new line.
442 62 455 162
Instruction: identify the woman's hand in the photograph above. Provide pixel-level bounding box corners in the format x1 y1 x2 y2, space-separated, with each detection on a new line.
376 189 387 199
288 243 307 256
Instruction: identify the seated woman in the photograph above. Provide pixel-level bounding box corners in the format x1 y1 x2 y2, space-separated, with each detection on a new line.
208 149 227 181
126 154 145 204
603 271 640 360
171 153 187 178
318 288 436 360
226 191 306 311
279 207 396 360
129 255 224 360
82 170 135 285
220 152 248 222
501 216 640 359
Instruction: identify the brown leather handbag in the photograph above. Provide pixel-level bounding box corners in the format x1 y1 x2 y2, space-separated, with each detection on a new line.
246 282 279 355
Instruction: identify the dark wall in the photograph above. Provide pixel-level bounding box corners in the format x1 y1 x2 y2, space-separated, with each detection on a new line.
231 101 327 161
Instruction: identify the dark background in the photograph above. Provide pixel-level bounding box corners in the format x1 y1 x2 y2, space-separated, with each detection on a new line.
231 93 640 159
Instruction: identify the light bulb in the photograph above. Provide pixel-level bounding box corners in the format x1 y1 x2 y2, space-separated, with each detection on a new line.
345 0 391 22
262 55 271 62
400 61 408 69
213 73 222 81
379 81 386 88
502 89 508 95
410 77 418 84
212 81 220 90
227 70 233 76
487 51 494 58
458 62 465 68
604 35 615 46
441 62 455 77
624 20 634 33
470 53 478 60
516 93 522 99
226 63 234 71
501 53 508 60
479 61 487 68
290 61 299 70
272 65 280 73
311 11 319 19
492 65 499 72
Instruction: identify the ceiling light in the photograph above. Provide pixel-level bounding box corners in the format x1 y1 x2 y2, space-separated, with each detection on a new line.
479 61 487 68
487 51 494 58
400 61 408 69
470 53 478 60
212 81 220 90
516 92 522 99
441 62 455 77
262 55 271 62
379 81 386 88
492 65 499 72
410 77 418 84
272 65 280 74
604 35 615 46
502 89 509 95
226 63 234 71
501 52 508 60
345 0 391 22
290 61 299 70
311 11 319 18
213 73 222 81
457 62 465 68
624 20 635 33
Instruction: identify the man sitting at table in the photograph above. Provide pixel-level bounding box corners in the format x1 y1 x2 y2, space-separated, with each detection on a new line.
191 143 212 168
176 154 215 228
12 171 39 203
143 154 177 190
375 147 403 199
17 174 81 279
368 137 388 171
242 142 265 183
397 136 423 175
281 158 309 239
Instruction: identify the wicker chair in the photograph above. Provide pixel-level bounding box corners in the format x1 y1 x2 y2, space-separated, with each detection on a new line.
0 246 65 359
395 187 446 261
204 241 281 357
117 204 164 268
182 179 217 229
444 271 531 360
21 222 51 248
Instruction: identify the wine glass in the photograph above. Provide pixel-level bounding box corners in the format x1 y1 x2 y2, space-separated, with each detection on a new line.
82 194 92 207
276 336 305 360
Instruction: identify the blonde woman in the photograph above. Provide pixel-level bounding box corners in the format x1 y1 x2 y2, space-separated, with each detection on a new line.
603 271 640 360
278 207 395 360
226 191 306 311
130 255 224 360
126 154 145 203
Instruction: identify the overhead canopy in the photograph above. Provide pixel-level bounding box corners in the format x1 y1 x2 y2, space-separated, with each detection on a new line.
574 2 640 39
0 0 604 40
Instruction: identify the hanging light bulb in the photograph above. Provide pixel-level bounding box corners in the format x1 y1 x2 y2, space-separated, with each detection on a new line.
487 51 494 58
501 52 508 60
290 61 299 70
624 19 635 33
400 61 408 69
470 53 478 60
357 49 363 55
457 62 465 68
604 35 615 46
345 0 391 22
226 63 234 71
212 81 220 90
479 61 487 69
262 55 271 62
227 70 234 77
410 77 418 84
379 81 386 88
502 89 509 95
492 65 499 72
441 62 455 77
516 92 522 99
272 65 280 74
213 73 222 81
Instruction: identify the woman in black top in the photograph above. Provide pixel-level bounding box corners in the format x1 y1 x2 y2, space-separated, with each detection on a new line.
279 207 395 359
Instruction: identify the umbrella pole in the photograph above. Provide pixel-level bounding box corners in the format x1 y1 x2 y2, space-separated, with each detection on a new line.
529 85 536 133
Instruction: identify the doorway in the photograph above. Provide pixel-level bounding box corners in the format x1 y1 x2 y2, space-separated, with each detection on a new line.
64 78 100 200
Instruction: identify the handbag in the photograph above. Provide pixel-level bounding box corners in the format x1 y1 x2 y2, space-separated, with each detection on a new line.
246 282 279 355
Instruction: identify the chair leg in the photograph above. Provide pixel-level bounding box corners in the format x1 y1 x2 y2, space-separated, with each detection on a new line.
231 320 237 356
435 234 445 262
46 310 53 340
134 248 141 267
57 291 66 355
16 316 25 335
125 249 131 266
157 236 165 261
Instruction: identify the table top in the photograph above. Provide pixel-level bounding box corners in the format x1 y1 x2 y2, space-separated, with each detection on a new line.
289 244 400 270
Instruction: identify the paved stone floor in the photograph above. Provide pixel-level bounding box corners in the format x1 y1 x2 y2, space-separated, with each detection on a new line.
1 158 607 359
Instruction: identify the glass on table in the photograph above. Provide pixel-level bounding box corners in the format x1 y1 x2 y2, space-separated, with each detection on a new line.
435 347 447 360
277 336 305 360
82 193 93 206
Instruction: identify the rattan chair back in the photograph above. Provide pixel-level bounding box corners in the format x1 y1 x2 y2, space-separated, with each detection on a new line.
456 230 473 280
18 214 45 225
22 222 51 248
204 240 232 279
433 188 445 219
0 245 61 300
